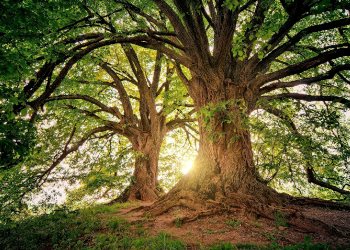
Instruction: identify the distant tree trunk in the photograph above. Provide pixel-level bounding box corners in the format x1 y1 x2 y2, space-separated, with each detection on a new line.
121 140 162 202
116 125 166 202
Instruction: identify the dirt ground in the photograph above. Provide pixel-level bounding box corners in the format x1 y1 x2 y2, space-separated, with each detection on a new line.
117 202 350 249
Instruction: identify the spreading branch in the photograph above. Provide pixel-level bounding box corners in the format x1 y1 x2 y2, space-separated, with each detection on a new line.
259 104 350 195
36 126 111 186
256 48 350 86
262 93 350 108
258 18 350 70
100 62 134 119
260 64 350 94
43 94 123 119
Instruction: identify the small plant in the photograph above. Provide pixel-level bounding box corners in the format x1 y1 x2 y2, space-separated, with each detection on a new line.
235 243 262 249
174 217 183 228
93 233 120 249
261 231 277 242
282 236 330 250
135 222 148 237
143 211 153 221
131 232 186 249
225 219 241 228
274 211 288 227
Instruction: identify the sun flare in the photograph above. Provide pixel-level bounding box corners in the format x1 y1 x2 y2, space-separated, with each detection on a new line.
181 159 194 175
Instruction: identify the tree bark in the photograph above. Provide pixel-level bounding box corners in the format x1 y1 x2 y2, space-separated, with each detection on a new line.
150 76 282 215
116 131 165 202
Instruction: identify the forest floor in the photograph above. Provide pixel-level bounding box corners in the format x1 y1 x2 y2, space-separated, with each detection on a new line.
118 201 350 249
1 201 350 249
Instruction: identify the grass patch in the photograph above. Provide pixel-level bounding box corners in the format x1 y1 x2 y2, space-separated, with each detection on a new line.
208 237 332 250
0 208 102 250
107 217 129 232
130 232 185 250
0 204 185 250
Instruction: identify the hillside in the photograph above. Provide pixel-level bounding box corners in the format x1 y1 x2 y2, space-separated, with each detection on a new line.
1 202 349 250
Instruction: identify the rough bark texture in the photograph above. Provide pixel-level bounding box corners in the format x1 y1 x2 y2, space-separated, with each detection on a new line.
118 135 164 202
149 75 284 216
143 1 350 215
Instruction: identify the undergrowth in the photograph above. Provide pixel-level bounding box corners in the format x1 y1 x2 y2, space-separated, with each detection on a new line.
0 203 342 250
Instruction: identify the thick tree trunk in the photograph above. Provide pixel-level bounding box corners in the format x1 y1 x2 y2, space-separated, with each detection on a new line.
126 148 160 201
181 128 276 202
149 77 283 215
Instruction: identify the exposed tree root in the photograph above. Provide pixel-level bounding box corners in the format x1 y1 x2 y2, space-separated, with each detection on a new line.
109 184 160 204
146 189 206 216
289 214 347 237
144 188 349 239
288 196 350 210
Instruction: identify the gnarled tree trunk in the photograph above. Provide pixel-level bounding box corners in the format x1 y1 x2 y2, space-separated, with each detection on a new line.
150 76 282 215
119 137 162 202
115 117 167 202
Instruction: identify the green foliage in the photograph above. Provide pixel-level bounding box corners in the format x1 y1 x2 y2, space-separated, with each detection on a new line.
0 204 186 250
281 237 330 250
129 232 185 250
0 208 102 250
0 86 36 170
223 0 240 11
0 0 84 81
210 242 235 250
107 217 129 232
200 99 248 142
251 99 350 199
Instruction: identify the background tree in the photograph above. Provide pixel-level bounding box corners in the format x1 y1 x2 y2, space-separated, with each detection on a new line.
43 45 194 201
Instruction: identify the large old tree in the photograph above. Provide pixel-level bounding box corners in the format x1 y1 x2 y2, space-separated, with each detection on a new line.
113 0 350 213
2 0 350 216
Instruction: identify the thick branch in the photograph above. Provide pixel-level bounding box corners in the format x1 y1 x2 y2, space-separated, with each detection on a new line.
114 0 165 28
28 37 138 109
258 18 350 70
43 94 123 119
257 48 350 86
306 167 350 195
100 62 134 119
166 118 196 131
122 44 157 124
151 51 163 95
262 93 350 108
260 64 350 94
152 0 191 46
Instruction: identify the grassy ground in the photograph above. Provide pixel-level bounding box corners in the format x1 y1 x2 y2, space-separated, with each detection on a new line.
0 203 336 250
